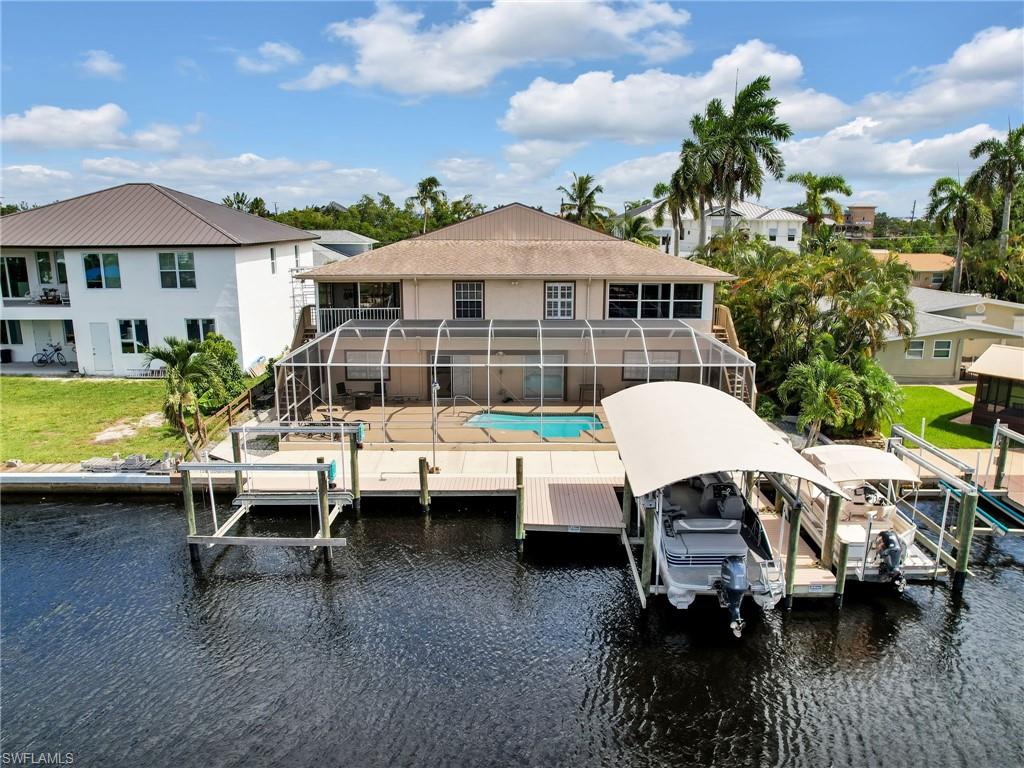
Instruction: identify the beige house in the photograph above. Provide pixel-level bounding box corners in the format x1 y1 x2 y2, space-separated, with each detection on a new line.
279 204 754 439
877 287 1024 383
871 250 954 289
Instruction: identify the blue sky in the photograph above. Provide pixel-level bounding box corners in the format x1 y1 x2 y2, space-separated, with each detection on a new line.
2 1 1022 215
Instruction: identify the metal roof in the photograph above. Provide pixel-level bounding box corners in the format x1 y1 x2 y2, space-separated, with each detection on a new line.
0 183 317 248
308 229 378 244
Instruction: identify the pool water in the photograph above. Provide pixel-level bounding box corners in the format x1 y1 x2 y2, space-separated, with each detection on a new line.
466 411 603 438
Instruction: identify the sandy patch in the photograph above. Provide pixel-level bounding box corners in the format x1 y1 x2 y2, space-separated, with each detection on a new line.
92 412 166 443
137 412 165 428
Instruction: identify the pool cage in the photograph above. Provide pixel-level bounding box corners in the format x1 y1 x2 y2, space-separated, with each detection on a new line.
275 319 757 444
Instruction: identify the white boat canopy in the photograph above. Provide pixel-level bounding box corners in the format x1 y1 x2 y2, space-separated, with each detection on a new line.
802 444 920 485
602 381 846 497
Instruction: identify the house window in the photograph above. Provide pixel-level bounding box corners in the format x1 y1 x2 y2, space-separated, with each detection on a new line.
930 272 944 288
84 253 121 289
933 340 952 359
159 252 196 288
118 319 149 353
768 228 778 242
294 244 299 266
607 283 703 320
1 256 30 298
1 319 23 345
906 340 925 359
36 252 54 284
63 320 75 344
55 252 67 284
345 350 389 381
454 281 484 319
185 318 217 342
623 350 679 381
545 282 575 319
270 247 277 275
787 227 797 242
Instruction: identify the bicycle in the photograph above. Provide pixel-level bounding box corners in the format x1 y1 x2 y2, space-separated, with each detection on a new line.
32 342 67 367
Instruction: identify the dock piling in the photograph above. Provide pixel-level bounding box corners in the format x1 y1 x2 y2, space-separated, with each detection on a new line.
348 430 361 513
181 469 199 563
640 500 655 596
821 493 842 570
317 457 333 565
622 475 633 533
418 456 430 514
834 541 850 608
783 502 803 610
515 456 525 544
231 432 243 496
994 434 1010 490
952 491 978 593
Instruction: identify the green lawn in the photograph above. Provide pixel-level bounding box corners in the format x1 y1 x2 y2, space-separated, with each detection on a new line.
885 385 990 450
0 377 183 463
960 385 977 396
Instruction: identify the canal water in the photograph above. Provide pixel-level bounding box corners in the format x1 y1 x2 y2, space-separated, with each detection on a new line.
2 496 1023 768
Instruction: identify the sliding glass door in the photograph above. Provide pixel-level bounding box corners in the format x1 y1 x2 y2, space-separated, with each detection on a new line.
523 354 564 400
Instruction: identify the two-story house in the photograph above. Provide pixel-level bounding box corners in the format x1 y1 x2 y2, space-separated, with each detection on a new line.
0 183 316 376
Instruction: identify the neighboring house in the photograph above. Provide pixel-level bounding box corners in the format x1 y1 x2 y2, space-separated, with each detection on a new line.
308 229 378 263
625 198 810 256
872 250 954 288
287 203 749 410
967 345 1024 431
841 205 876 240
876 287 1024 383
0 183 316 376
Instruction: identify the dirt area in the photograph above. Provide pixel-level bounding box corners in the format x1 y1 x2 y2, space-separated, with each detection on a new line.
93 412 165 443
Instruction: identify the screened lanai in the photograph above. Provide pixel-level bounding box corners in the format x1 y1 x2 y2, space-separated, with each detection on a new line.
275 319 756 445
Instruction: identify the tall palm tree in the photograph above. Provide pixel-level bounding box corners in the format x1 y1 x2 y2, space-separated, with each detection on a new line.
557 172 614 230
967 125 1024 263
614 215 659 247
704 76 793 233
408 176 446 234
683 106 725 248
778 357 865 447
144 337 216 457
222 191 250 210
786 172 852 227
926 177 992 292
652 165 698 257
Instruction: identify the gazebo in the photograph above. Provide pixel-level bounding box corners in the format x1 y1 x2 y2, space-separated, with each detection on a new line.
968 344 1024 431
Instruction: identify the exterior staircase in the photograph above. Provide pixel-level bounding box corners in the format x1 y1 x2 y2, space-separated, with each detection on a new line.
712 304 757 408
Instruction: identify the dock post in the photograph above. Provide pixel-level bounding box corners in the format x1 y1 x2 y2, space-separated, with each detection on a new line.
743 470 756 503
418 456 430 515
348 430 361 513
821 493 842 570
783 502 803 610
182 469 199 563
622 475 633 532
994 434 1009 489
231 431 244 496
640 501 655 595
515 456 525 544
952 490 978 593
317 457 333 565
834 541 850 608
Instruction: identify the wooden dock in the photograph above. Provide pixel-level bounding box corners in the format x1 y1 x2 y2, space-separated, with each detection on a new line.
760 512 838 597
523 476 623 534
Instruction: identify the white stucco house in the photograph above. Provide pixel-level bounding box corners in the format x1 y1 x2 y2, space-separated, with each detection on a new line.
0 183 316 376
625 198 811 256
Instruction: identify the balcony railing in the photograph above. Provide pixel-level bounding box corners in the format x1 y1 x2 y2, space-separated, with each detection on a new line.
317 306 402 331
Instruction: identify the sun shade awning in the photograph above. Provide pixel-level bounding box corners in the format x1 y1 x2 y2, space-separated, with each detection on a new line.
801 444 920 484
601 382 846 497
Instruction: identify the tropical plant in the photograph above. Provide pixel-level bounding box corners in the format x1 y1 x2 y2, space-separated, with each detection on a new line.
682 109 723 248
557 172 614 230
652 166 697 257
786 171 852 227
614 215 659 247
852 358 905 435
778 357 865 446
926 177 992 292
222 191 251 210
624 198 653 211
407 176 447 234
967 125 1024 263
247 196 270 217
195 333 247 411
144 337 218 455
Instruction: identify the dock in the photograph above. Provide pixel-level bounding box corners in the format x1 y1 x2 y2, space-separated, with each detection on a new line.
760 512 837 596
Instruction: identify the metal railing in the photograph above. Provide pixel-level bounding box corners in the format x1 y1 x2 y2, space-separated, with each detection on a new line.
317 306 402 331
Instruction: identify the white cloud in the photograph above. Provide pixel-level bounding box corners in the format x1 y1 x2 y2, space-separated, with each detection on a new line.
1 104 194 152
280 64 350 92
236 41 303 74
1 165 75 202
501 40 848 143
599 150 678 199
77 50 124 79
314 0 691 95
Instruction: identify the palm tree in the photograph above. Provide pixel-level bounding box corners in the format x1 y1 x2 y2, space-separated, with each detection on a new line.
786 172 852 227
778 357 865 447
854 358 904 435
222 192 250 210
683 108 724 248
557 172 614 230
652 166 697 257
247 196 270 217
926 177 992 292
407 176 446 234
967 125 1024 263
144 337 216 457
614 215 659 247
703 76 793 233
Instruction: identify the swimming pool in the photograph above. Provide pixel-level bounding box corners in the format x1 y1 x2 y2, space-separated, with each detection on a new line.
466 412 603 439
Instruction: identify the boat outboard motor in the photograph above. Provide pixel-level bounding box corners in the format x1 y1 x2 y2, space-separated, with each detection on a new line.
719 556 748 637
875 530 906 592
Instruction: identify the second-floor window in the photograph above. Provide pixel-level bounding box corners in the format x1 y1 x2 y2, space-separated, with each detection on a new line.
545 282 575 319
118 319 149 353
1 256 30 298
159 252 196 288
36 252 54 284
768 228 778 242
84 253 121 289
185 318 216 342
454 281 484 319
607 283 703 320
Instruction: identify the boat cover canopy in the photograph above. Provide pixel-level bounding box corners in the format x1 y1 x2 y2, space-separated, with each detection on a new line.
602 381 846 498
801 444 920 485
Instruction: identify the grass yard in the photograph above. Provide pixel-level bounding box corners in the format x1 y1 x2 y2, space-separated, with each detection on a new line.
960 385 977 396
0 377 183 463
885 385 990 450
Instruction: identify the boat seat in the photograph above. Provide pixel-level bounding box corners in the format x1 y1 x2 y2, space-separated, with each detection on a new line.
720 495 745 520
699 497 720 517
674 518 741 533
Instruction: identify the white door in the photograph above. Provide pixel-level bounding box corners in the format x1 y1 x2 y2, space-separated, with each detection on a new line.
33 321 54 353
90 322 113 372
451 354 472 398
